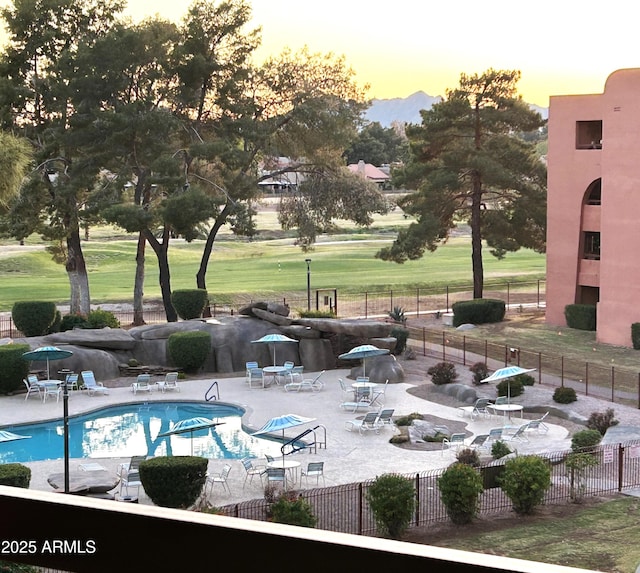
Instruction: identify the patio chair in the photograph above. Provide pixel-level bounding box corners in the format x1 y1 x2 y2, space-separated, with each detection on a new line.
486 427 504 445
345 411 382 434
468 434 491 451
205 464 232 495
245 362 260 383
131 373 154 394
300 461 325 486
41 381 62 403
376 408 395 427
370 379 388 407
157 372 180 393
505 424 529 443
65 373 79 391
240 458 266 488
80 371 109 396
117 455 146 498
441 433 466 456
23 376 41 401
263 467 286 489
247 368 265 389
458 398 493 420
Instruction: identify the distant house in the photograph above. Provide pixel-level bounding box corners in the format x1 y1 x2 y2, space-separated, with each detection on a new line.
258 157 304 193
347 160 390 189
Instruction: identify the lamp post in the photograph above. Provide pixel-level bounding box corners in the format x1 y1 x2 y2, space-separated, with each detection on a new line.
305 258 312 311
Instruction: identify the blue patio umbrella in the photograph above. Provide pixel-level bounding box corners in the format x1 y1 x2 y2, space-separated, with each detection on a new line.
338 344 389 377
158 417 224 456
22 345 73 380
0 430 31 443
251 333 298 366
481 366 536 404
253 413 315 465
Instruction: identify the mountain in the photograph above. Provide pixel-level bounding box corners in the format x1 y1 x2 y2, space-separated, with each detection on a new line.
365 91 549 128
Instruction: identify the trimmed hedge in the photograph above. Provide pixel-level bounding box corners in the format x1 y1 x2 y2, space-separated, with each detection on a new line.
0 343 31 395
86 308 120 329
451 299 505 327
0 463 31 488
632 323 640 350
167 331 211 373
564 304 596 331
139 456 208 508
11 301 57 336
171 289 209 320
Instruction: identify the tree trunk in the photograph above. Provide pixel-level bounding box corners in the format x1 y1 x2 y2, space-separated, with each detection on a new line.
197 203 233 318
66 228 91 315
144 227 177 322
132 232 146 326
471 173 484 299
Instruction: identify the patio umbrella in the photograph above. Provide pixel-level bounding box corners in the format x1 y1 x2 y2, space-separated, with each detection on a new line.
338 344 390 378
481 366 536 404
251 333 298 366
252 413 315 465
22 345 73 380
0 430 31 443
158 417 225 456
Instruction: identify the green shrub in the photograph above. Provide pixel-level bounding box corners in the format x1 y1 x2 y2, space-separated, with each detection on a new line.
438 462 484 525
11 301 57 336
270 493 317 528
553 386 577 404
298 309 336 318
0 343 30 395
167 331 211 373
86 308 120 329
451 298 505 327
59 314 90 332
496 378 524 398
128 358 140 367
632 323 640 350
387 306 406 325
171 289 209 320
139 456 208 508
47 310 62 334
456 447 480 467
469 362 489 385
366 473 416 539
564 304 596 331
394 412 423 426
427 361 458 385
513 373 535 386
491 440 512 460
586 408 619 435
390 326 409 355
571 429 602 452
0 463 31 488
498 455 551 515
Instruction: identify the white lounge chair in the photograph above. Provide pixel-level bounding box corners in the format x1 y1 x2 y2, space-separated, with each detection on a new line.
157 372 179 393
345 411 382 434
458 398 494 420
80 370 108 396
284 370 325 392
441 433 466 456
131 373 154 394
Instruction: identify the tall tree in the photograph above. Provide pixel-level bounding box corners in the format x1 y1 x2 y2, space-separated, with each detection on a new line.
343 121 409 167
377 69 546 298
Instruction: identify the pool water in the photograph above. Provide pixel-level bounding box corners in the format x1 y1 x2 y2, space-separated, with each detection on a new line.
0 402 284 464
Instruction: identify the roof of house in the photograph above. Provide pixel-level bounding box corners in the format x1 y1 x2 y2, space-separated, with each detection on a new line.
347 160 390 182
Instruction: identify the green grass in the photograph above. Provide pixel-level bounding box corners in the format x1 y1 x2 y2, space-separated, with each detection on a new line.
427 496 640 572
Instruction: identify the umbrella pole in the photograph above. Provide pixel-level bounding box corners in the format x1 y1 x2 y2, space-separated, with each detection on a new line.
63 379 70 494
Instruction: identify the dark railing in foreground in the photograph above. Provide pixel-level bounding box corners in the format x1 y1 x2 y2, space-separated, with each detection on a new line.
0 487 586 573
222 441 640 535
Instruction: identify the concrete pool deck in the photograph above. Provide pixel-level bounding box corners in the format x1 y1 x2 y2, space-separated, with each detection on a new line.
1 368 580 507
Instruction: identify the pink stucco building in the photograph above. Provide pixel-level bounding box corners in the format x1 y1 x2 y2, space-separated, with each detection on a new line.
546 68 640 347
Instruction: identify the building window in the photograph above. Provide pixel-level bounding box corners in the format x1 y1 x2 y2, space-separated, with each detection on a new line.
576 120 603 149
586 179 601 205
583 231 601 260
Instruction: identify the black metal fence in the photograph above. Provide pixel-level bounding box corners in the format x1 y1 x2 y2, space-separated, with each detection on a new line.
221 441 640 536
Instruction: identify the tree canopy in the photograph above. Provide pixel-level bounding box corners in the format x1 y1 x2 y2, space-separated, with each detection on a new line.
377 69 547 298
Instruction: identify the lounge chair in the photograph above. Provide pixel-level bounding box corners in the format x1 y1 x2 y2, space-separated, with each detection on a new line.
458 398 494 420
132 373 155 394
441 433 466 456
23 375 41 401
205 464 232 495
80 370 108 396
468 434 491 451
505 424 529 443
300 461 325 486
284 370 325 392
345 411 382 434
157 372 179 393
376 408 395 427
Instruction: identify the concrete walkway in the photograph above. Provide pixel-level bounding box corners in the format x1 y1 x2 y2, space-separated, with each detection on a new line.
2 369 572 507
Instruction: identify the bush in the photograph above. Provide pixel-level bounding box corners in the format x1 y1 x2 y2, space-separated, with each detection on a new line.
498 455 551 515
438 462 484 525
387 306 406 325
451 298 505 327
366 473 416 538
47 310 62 334
394 412 423 426
86 308 120 329
0 343 30 395
270 493 317 528
553 386 577 404
427 362 458 385
139 456 208 508
566 452 600 503
469 362 489 385
171 289 209 320
571 429 602 452
496 378 524 398
513 373 535 386
59 314 90 332
491 440 512 460
456 447 480 467
564 304 596 331
390 326 409 355
632 323 640 350
586 408 619 435
167 331 211 373
0 463 31 488
11 301 57 336
297 309 336 318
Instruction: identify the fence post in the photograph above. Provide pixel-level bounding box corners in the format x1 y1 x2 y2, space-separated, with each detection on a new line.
484 339 488 363
416 288 420 318
638 373 640 410
415 473 420 525
561 356 564 387
585 362 589 396
537 279 541 308
358 482 364 535
618 445 624 492
442 332 446 362
446 286 449 312
462 336 466 365
364 292 368 319
612 366 615 403
422 327 426 357
390 290 393 314
507 281 510 309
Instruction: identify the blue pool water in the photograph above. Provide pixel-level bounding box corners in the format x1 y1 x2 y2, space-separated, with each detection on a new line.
0 402 284 464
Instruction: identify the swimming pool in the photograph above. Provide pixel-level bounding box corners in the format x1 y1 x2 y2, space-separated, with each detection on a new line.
0 401 284 464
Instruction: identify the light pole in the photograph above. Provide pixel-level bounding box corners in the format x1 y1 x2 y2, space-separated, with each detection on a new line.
305 258 312 311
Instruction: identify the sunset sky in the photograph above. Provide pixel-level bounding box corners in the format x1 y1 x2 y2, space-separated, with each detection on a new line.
3 0 639 107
